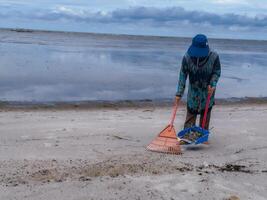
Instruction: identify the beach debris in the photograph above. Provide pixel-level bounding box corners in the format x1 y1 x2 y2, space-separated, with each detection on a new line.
2 158 259 187
225 195 240 200
112 135 129 140
79 176 91 182
179 131 202 145
143 109 154 112
234 148 244 154
218 164 252 173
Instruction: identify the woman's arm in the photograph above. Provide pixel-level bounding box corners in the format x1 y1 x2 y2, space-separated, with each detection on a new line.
176 56 188 97
210 54 221 88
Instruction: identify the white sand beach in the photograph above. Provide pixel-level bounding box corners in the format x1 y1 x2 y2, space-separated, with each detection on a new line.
0 103 267 200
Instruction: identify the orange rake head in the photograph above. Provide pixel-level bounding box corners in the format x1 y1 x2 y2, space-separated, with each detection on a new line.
146 125 181 155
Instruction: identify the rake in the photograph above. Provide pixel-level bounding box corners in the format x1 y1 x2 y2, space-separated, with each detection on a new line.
146 100 181 155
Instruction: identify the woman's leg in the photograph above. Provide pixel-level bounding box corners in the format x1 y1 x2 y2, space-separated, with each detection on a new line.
199 109 212 130
184 110 197 129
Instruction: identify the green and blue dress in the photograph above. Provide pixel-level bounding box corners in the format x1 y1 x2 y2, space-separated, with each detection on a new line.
176 51 221 114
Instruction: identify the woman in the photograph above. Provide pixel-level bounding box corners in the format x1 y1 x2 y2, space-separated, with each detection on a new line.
176 34 221 130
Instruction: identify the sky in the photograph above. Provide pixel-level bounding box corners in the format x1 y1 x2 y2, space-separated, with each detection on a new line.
0 0 267 40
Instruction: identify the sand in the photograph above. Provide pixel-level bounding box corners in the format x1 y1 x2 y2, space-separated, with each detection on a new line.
0 104 267 200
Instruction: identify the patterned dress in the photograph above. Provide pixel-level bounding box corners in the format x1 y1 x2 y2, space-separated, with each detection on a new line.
176 51 221 114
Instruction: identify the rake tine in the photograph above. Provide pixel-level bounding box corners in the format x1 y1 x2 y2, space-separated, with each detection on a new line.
146 125 181 155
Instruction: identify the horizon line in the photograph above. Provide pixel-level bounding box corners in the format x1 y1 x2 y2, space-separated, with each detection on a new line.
1 27 266 42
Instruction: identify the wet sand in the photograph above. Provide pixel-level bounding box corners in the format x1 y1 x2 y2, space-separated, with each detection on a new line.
0 104 267 200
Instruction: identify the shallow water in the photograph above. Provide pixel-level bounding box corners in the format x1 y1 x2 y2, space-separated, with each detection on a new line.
0 29 267 102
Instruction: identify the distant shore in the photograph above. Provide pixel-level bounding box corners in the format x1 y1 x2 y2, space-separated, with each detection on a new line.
1 27 267 42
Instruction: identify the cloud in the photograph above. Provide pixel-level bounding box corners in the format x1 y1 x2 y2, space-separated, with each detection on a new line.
0 5 266 39
213 0 249 4
6 6 265 29
110 7 267 27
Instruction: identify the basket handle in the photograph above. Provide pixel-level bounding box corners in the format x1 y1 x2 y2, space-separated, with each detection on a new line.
201 92 212 129
169 99 179 128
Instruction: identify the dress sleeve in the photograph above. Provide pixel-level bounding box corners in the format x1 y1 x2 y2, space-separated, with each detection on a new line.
210 54 221 88
176 56 188 97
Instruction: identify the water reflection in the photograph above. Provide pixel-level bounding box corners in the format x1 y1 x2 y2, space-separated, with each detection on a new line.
0 30 267 101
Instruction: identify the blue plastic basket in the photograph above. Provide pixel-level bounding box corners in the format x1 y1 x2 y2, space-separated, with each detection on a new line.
177 126 210 145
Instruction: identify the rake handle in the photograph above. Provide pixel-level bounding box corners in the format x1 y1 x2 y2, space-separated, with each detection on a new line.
201 92 212 129
169 100 179 128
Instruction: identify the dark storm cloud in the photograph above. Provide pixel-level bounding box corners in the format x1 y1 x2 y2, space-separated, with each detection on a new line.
111 7 267 27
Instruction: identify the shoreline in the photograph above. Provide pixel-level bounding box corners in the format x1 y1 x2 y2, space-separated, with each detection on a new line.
1 97 267 110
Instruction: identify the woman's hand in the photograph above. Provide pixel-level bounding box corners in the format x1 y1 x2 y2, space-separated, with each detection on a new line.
208 85 215 95
175 96 181 105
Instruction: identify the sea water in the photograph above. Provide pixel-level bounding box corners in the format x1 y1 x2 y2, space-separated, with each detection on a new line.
0 29 266 102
